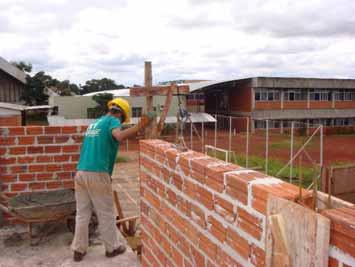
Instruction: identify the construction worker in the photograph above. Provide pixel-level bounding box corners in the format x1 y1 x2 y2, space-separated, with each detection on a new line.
71 98 155 262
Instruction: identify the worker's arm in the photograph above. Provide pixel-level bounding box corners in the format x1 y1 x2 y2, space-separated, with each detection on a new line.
112 124 140 142
112 112 156 142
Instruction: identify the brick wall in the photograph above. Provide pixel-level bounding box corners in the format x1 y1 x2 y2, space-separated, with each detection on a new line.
322 207 355 267
139 139 313 267
0 126 86 222
0 115 21 126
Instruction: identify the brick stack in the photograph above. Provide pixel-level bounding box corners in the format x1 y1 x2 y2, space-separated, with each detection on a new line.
0 126 86 204
0 115 21 127
139 139 310 267
322 207 355 267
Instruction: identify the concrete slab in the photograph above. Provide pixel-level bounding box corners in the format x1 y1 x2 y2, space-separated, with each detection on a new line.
0 223 139 267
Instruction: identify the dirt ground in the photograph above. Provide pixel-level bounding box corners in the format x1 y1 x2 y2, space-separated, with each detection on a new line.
0 152 141 267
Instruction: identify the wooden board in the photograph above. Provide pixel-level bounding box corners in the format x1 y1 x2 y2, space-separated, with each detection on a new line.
266 196 330 267
129 85 189 97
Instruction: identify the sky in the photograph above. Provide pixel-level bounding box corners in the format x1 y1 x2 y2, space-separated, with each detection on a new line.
0 0 354 86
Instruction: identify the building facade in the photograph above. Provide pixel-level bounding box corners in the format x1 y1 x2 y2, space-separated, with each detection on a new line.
189 77 355 131
0 57 26 103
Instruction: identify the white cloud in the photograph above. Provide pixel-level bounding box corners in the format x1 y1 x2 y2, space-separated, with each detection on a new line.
0 0 354 86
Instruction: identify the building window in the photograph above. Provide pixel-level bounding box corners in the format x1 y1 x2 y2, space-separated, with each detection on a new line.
284 89 307 101
309 90 331 101
255 88 280 101
334 90 355 101
132 107 142 117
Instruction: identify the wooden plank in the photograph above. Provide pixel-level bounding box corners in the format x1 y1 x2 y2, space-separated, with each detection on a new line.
157 85 174 136
129 85 189 97
266 195 330 267
113 191 128 233
269 214 291 267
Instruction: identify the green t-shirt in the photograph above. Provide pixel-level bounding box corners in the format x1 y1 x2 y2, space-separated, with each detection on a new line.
77 115 121 175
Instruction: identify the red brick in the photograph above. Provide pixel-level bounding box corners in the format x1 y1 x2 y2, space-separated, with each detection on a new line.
190 158 218 173
226 227 249 259
79 125 88 133
18 173 35 181
208 215 227 243
72 135 84 143
199 233 217 260
29 182 45 190
171 173 183 190
63 180 74 188
0 174 17 183
226 186 248 205
237 207 262 240
205 176 225 193
10 165 27 173
11 183 28 192
9 146 26 155
46 181 62 189
55 136 70 143
8 127 25 135
71 154 80 162
214 195 235 222
17 136 35 145
0 137 16 146
62 126 77 134
53 155 70 162
196 184 214 210
62 163 76 171
26 126 43 135
27 146 44 154
0 147 7 155
57 172 73 180
190 202 207 228
37 136 54 144
17 156 35 164
37 173 53 180
36 155 53 163
249 243 265 267
170 246 183 267
46 164 62 172
328 257 339 267
44 146 61 153
44 126 61 134
29 164 45 172
190 169 206 184
62 145 80 153
190 245 205 267
0 157 16 164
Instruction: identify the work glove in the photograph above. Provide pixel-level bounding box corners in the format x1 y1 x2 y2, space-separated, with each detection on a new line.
138 111 157 129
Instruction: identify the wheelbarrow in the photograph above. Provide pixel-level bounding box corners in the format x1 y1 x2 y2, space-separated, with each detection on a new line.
0 189 97 245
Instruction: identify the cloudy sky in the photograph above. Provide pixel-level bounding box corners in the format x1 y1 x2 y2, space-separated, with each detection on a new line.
0 0 354 86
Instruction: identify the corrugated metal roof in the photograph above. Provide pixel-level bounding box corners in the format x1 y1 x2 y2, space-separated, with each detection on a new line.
0 102 53 111
0 57 27 84
83 89 130 97
47 113 216 126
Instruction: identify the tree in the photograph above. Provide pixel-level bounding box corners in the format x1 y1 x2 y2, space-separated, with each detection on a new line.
87 93 114 118
11 61 32 73
80 78 124 95
21 71 51 105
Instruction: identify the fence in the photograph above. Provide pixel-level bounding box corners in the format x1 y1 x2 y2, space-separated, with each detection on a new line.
166 115 325 189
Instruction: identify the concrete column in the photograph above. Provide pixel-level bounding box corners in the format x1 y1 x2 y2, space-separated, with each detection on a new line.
332 91 335 108
280 120 284 134
307 89 310 109
251 87 255 110
281 90 284 110
251 119 255 133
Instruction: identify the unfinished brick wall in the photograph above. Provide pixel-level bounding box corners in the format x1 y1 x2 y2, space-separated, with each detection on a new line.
322 207 355 267
139 139 312 267
0 125 86 222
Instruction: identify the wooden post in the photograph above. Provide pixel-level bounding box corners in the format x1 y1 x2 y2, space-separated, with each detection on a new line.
144 61 157 138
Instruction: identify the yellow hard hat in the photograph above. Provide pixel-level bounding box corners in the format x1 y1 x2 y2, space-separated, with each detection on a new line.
107 98 131 123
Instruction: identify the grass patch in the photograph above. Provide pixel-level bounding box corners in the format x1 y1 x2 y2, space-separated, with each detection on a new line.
207 150 317 188
115 154 131 163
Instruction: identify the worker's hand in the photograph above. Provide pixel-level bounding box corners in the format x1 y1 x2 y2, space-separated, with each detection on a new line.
138 111 157 129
